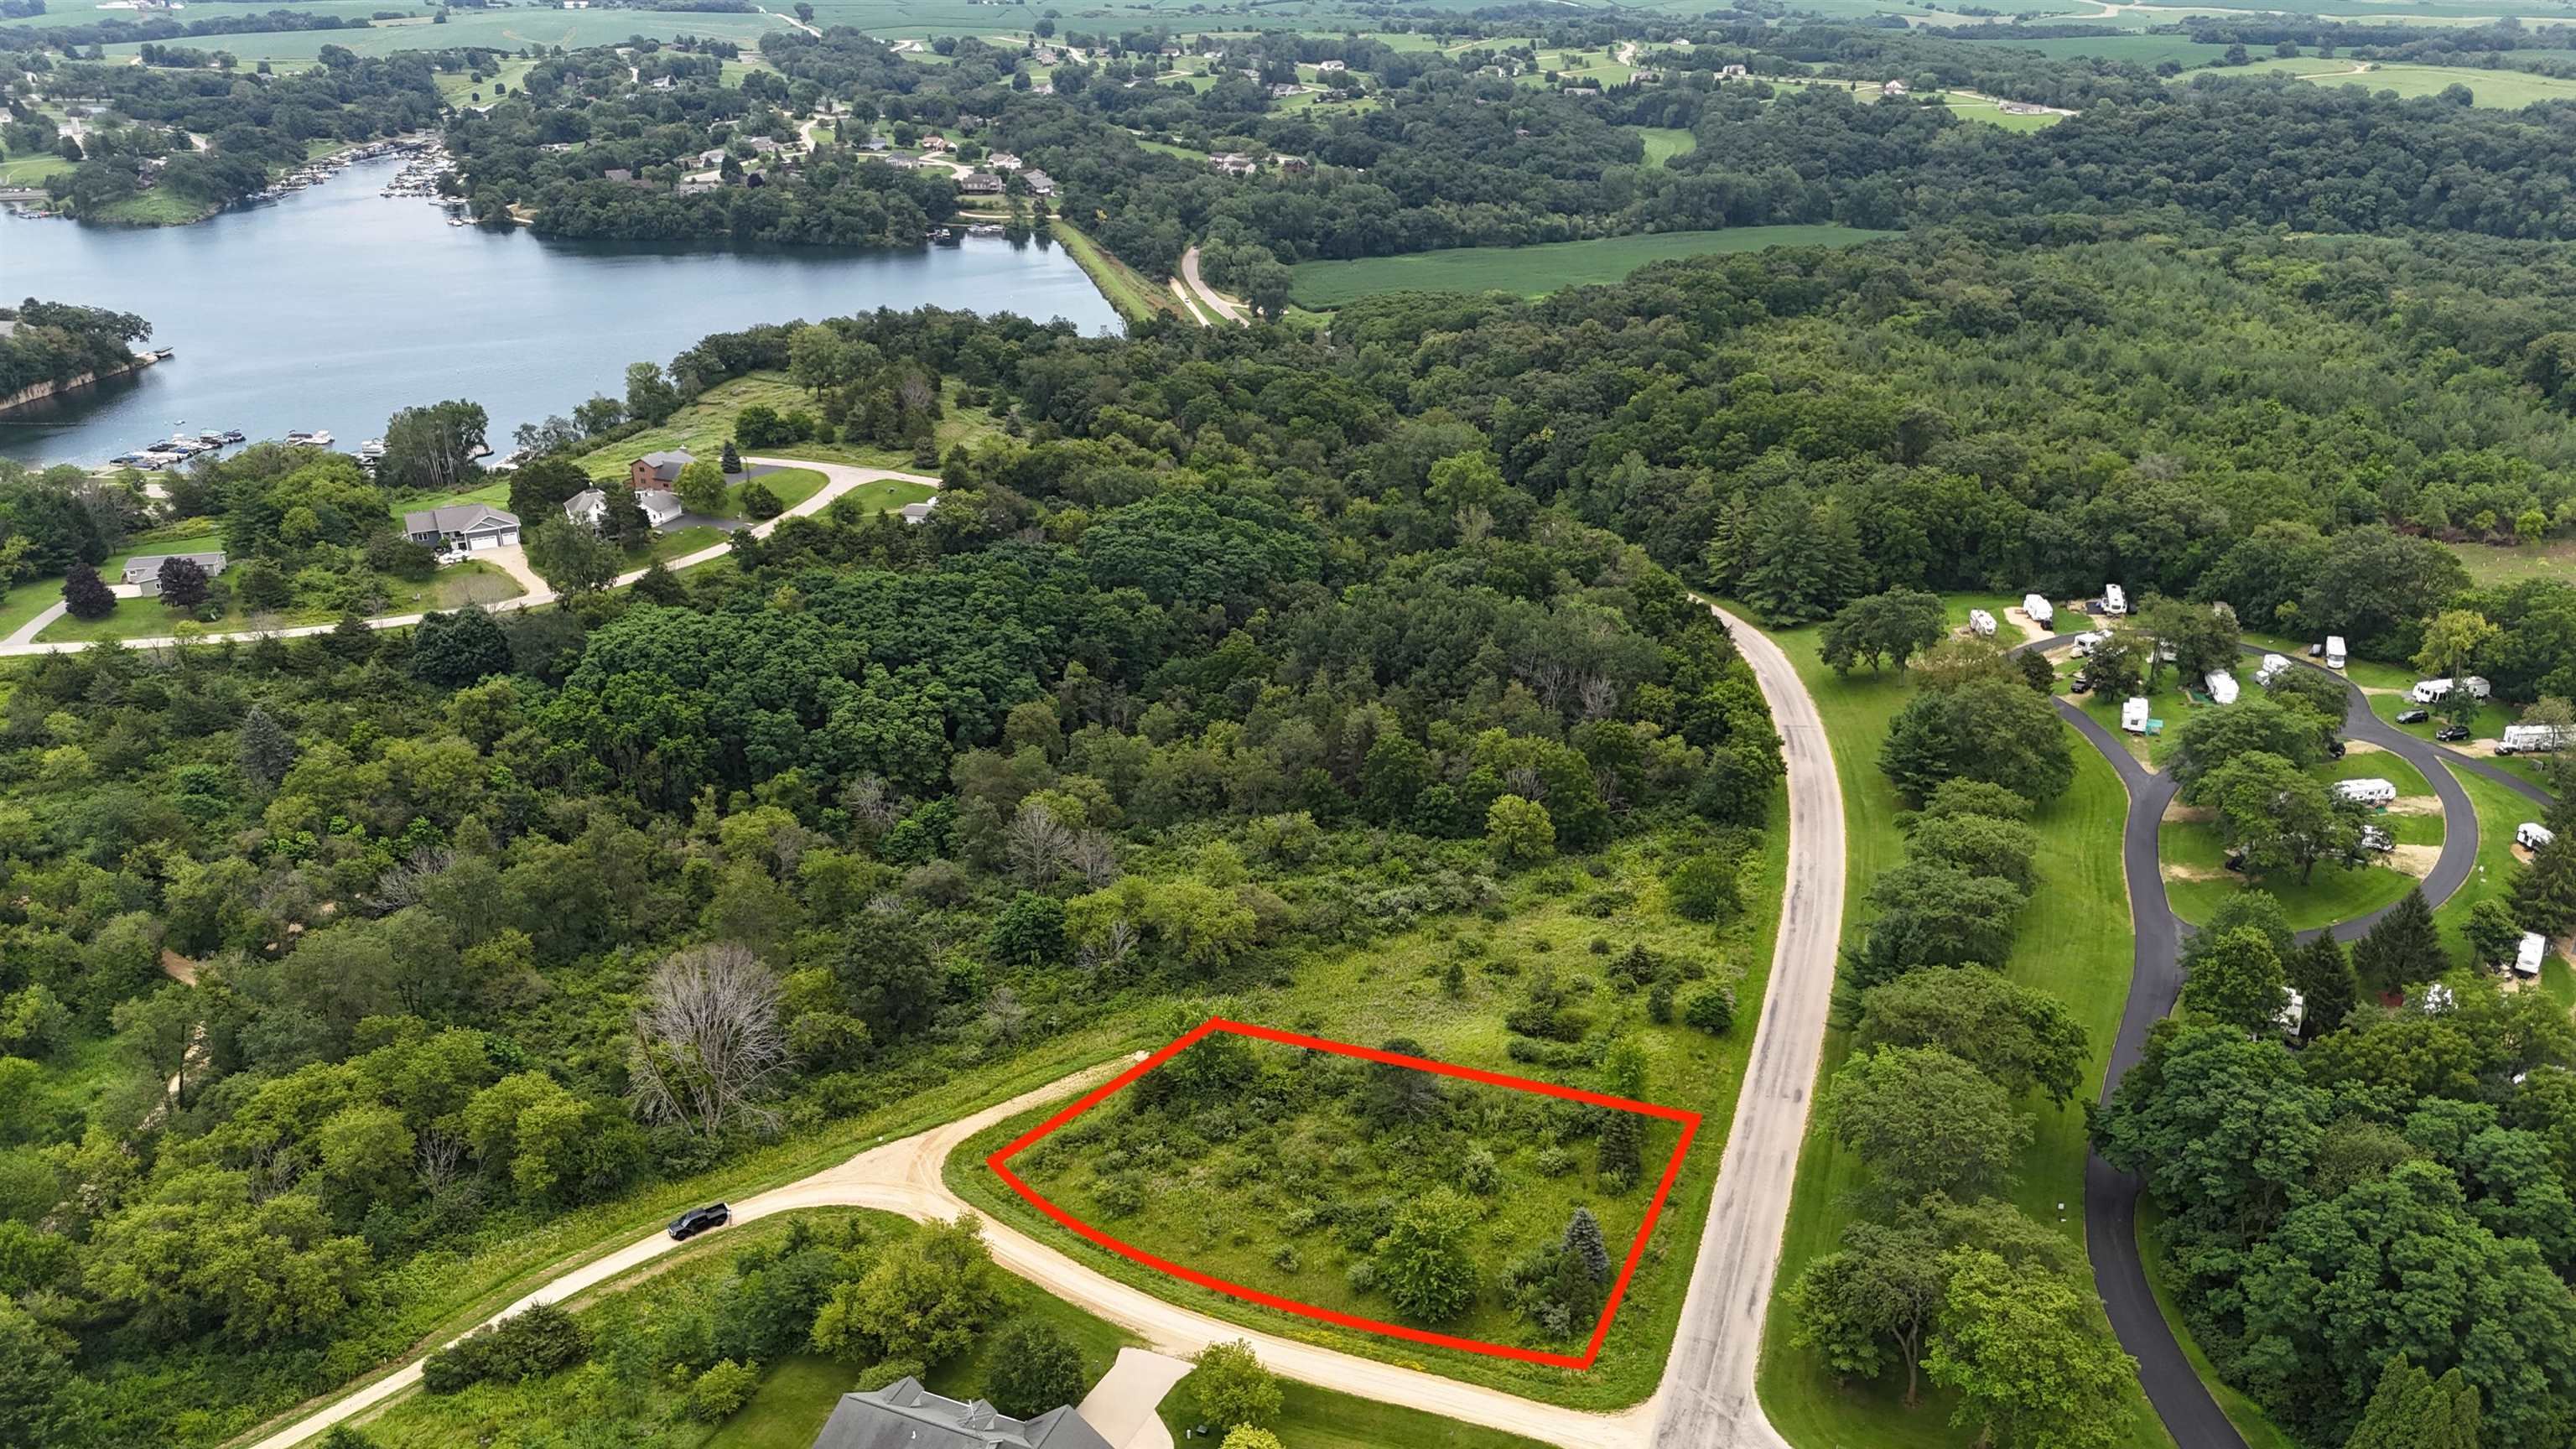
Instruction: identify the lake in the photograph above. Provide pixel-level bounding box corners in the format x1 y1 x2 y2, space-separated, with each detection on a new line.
0 153 1122 466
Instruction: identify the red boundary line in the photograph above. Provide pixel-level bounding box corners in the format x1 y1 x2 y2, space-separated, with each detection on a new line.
984 1016 1701 1368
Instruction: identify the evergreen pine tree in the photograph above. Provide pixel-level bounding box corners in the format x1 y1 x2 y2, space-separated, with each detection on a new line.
2345 1355 2480 1449
2350 887 2442 1000
1562 1206 1610 1285
2511 828 2576 939
1702 489 1752 593
1815 496 1872 612
720 439 743 475
2284 932 2357 1039
237 704 298 791
1597 1109 1642 1185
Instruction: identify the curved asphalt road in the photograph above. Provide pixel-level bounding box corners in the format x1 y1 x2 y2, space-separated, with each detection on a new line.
2017 634 2519 1449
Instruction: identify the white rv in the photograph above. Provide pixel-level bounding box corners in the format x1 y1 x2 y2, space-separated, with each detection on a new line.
2520 822 2556 852
2500 724 2572 756
1967 609 1997 639
2276 987 2306 1037
2103 584 2127 616
2122 696 2150 734
2325 636 2348 670
2254 653 2291 687
2022 593 2054 627
2070 631 2107 657
2204 671 2240 706
2517 932 2549 978
2334 777 2397 808
2408 676 2491 704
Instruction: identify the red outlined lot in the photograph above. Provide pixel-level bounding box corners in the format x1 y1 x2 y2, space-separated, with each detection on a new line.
984 1017 1701 1369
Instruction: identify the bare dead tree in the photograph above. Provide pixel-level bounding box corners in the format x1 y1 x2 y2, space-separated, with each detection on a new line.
982 986 1027 1045
1078 917 1139 979
628 943 789 1141
842 775 902 834
364 845 455 917
1005 799 1075 886
416 1128 466 1192
1579 674 1621 722
1070 828 1122 888
1506 764 1549 801
1457 504 1494 544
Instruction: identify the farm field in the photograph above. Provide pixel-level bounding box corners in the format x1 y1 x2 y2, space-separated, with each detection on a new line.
1933 91 2064 128
2295 60 2576 106
1748 597 2168 1449
952 809 1794 1411
99 8 782 65
1287 226 1898 307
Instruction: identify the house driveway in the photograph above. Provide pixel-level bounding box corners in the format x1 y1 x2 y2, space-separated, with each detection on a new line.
1078 1348 1192 1449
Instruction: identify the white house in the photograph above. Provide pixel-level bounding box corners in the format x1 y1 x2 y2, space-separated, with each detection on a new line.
122 551 226 596
1882 79 1909 96
2021 592 2053 627
566 488 683 530
1967 608 1996 639
2333 777 2397 808
2204 670 2240 705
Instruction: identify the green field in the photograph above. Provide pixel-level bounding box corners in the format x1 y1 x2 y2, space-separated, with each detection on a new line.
1159 1378 1557 1449
1623 125 1698 165
2429 767 2551 971
1934 91 2065 129
2296 60 2576 106
1287 227 1898 307
951 813 1793 1411
100 7 782 65
2449 535 2576 586
34 557 522 644
1963 34 2239 65
1751 596 2169 1449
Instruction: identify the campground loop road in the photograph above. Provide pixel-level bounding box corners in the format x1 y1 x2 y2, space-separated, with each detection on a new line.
235 595 1849 1449
2014 632 2546 1449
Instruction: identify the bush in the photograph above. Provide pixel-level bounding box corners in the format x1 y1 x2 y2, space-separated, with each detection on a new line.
1682 984 1737 1035
1646 979 1675 1024
986 1322 1087 1417
421 1301 590 1394
1667 854 1742 923
854 1357 927 1393
740 480 783 519
690 1358 761 1420
1190 1341 1282 1431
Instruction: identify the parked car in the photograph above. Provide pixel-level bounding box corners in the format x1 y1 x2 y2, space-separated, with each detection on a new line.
2326 739 2348 759
667 1203 730 1240
2307 641 2325 657
2069 673 2093 694
2397 709 2430 724
2437 724 2471 742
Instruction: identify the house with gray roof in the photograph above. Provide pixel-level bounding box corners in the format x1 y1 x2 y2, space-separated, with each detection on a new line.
630 449 694 488
403 504 522 550
123 552 226 596
808 1379 1111 1449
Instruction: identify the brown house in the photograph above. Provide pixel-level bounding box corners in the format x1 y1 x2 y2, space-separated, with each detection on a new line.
631 449 693 489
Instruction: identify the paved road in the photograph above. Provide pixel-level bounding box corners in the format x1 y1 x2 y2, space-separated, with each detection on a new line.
1649 601 1842 1449
1179 247 1250 326
0 459 937 658
2018 635 2506 1449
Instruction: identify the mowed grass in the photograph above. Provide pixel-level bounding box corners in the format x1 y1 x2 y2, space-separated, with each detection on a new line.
952 813 1794 1411
1286 226 1898 307
1623 125 1698 165
1750 600 2168 1449
2160 749 2438 931
2299 61 2576 106
34 558 523 643
2135 1203 2303 1449
2449 535 2576 586
100 6 782 64
1052 217 1187 323
2430 769 2547 971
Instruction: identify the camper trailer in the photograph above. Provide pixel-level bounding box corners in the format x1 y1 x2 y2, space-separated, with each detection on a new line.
2325 636 2348 670
1967 609 1997 640
2409 677 2491 704
2254 653 2291 687
2022 593 2054 627
2520 822 2556 853
2500 724 2572 756
2102 584 2127 616
2277 988 2306 1037
2070 631 2107 657
2204 671 2240 706
2122 697 2150 734
2334 777 2397 808
2517 932 2549 978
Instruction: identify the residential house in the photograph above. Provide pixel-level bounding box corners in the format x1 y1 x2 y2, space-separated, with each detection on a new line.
901 494 941 525
601 168 635 184
1268 82 1305 98
960 171 1004 195
1882 79 1909 96
1561 82 1601 96
1208 152 1256 176
561 0 588 8
676 179 720 195
1633 68 1662 82
860 136 891 152
1273 154 1309 174
1316 58 1347 73
921 134 951 152
630 449 694 489
402 504 522 551
649 75 675 91
808 1378 1109 1449
1020 168 1054 195
566 488 684 531
122 552 226 597
745 136 782 154
987 151 1024 170
699 147 729 166
1031 81 1054 95
1720 63 1748 79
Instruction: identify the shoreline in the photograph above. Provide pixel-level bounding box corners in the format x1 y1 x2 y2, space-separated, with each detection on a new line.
0 352 162 418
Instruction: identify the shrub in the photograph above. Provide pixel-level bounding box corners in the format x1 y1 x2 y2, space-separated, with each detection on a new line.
1190 1341 1281 1431
987 1322 1087 1417
691 1358 761 1420
1683 984 1737 1036
740 480 783 519
854 1358 926 1393
420 1301 589 1393
1647 979 1675 1024
1667 854 1742 923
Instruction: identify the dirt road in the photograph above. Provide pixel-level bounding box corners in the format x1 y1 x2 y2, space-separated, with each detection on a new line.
1648 601 1842 1449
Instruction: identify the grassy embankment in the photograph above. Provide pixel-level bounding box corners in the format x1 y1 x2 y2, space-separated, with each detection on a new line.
1286 226 1898 308
1749 595 2172 1449
950 816 1793 1412
570 371 992 481
1049 218 1187 324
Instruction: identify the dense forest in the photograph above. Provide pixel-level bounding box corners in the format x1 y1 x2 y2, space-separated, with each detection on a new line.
0 300 151 402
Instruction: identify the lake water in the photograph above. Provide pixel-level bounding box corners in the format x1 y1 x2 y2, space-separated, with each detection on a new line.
0 153 1121 466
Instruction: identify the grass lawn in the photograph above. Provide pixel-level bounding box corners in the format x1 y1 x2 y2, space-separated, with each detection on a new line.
0 150 72 186
2430 768 2544 970
2158 745 2438 932
2239 631 2418 693
35 558 523 643
1744 598 2166 1449
2449 535 2576 586
2070 670 2198 770
1050 218 1186 323
0 522 228 640
645 524 730 564
1932 91 2064 129
1623 125 1698 165
576 373 993 481
1287 226 1899 308
434 56 538 106
83 187 215 226
2367 690 2517 747
1159 1376 1559 1449
824 478 936 515
952 815 1793 1411
2298 61 2576 107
